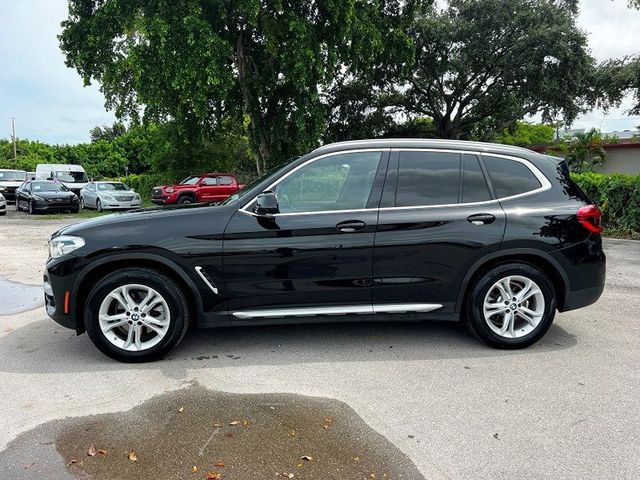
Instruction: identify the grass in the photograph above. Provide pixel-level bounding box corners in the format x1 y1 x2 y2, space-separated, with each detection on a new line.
31 200 156 221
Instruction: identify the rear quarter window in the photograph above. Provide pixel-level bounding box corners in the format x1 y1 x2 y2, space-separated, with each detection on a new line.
483 155 542 199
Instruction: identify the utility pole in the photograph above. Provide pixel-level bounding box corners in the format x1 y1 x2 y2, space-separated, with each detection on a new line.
11 117 17 159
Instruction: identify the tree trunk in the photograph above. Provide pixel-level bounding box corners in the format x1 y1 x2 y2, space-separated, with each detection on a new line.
234 30 271 175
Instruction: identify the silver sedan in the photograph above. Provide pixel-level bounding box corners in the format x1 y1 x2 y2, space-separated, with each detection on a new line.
80 181 142 211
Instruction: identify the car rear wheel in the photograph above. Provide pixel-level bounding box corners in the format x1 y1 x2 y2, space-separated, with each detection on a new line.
465 263 556 349
85 268 190 362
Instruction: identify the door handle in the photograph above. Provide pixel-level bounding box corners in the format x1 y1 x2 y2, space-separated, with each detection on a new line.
467 213 496 225
336 220 366 233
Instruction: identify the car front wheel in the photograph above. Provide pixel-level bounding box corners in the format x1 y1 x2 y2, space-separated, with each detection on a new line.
85 268 190 362
465 263 556 349
96 198 103 212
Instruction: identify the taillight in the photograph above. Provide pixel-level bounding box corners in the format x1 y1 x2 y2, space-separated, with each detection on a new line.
576 205 603 234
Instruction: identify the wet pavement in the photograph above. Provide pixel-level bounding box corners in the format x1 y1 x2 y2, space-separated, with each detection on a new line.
0 276 42 315
0 385 423 480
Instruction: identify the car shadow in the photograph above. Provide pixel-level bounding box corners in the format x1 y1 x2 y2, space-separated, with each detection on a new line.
0 315 577 375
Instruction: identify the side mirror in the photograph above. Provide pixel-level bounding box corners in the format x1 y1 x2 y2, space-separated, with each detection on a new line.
254 191 279 216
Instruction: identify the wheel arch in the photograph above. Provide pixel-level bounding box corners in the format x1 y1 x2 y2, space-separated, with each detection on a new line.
71 253 203 334
177 191 197 202
456 248 569 315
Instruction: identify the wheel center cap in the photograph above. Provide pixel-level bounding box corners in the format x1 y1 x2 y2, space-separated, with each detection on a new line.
510 303 518 310
131 313 140 321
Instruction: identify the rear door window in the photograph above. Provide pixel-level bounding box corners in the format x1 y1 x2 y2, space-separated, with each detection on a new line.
395 151 460 207
483 155 542 199
218 176 234 185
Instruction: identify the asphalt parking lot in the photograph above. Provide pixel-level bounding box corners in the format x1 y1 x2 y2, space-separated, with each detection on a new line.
0 210 638 479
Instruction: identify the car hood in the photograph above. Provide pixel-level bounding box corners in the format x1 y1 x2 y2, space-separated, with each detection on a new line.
0 180 24 187
36 191 77 199
56 201 221 237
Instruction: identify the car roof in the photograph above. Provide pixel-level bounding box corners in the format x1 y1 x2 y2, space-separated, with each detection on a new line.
36 164 86 171
312 139 539 159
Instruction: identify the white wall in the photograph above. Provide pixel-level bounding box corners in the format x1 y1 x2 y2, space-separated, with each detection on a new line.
594 148 640 175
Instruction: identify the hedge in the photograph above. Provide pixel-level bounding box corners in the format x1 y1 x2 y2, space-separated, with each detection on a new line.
571 172 640 236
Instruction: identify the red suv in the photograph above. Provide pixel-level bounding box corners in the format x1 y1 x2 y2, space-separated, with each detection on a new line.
151 173 244 205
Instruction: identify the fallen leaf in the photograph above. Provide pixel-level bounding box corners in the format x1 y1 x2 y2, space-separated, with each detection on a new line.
192 465 199 473
353 457 361 462
97 449 108 455
87 444 97 457
67 459 77 466
214 462 225 468
213 423 222 428
229 421 240 426
288 430 296 437
224 432 234 438
300 455 313 461
296 463 304 468
493 433 499 439
242 420 250 426
206 473 221 480
278 474 294 479
178 406 185 413
128 449 138 462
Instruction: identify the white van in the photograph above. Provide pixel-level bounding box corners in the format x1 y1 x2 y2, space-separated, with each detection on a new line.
35 164 89 195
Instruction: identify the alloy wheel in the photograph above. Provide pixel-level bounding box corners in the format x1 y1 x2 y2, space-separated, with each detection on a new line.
482 275 545 339
97 199 102 212
98 284 171 352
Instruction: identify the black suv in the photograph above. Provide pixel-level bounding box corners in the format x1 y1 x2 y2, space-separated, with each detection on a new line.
45 140 605 362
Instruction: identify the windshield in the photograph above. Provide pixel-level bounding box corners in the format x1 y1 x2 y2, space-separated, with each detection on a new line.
32 182 69 192
55 171 88 183
180 176 201 185
97 182 129 191
220 159 296 206
0 171 26 181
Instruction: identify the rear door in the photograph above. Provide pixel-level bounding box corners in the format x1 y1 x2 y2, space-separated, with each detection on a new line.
199 177 219 202
372 149 506 317
215 175 237 201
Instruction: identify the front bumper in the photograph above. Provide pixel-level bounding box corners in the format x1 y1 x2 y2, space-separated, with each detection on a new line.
34 200 79 212
151 195 177 205
44 254 89 332
102 201 142 210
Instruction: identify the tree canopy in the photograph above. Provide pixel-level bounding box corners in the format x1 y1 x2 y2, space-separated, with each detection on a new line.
397 0 596 140
60 0 413 173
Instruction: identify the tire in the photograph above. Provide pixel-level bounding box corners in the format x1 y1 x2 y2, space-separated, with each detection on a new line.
28 201 34 215
72 207 80 214
15 200 21 211
0 211 5 216
79 197 85 210
85 268 190 362
177 195 195 205
465 263 556 349
96 198 103 212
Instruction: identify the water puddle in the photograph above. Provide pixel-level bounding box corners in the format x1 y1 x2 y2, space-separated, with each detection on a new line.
0 277 42 315
0 385 424 479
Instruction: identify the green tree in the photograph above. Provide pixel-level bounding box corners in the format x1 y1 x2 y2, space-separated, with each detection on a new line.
60 0 411 174
494 122 556 147
399 0 597 140
556 129 607 173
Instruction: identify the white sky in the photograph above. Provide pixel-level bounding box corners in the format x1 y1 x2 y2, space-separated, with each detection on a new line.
0 0 639 144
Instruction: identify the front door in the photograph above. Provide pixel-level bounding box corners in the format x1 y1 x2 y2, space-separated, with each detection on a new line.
373 149 506 317
223 149 388 324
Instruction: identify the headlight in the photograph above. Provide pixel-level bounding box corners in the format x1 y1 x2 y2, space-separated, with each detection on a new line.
49 235 85 259
165 188 174 193
32 194 44 201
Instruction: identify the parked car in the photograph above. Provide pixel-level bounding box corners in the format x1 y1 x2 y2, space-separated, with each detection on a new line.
151 173 245 205
45 139 605 362
80 181 142 211
35 164 88 196
0 192 6 216
16 180 80 214
0 169 27 202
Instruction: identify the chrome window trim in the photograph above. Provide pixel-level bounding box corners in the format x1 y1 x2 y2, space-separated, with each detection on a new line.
232 303 443 319
239 148 550 217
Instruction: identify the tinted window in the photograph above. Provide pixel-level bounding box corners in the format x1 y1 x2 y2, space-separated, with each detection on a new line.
395 151 460 207
274 151 382 213
483 155 542 198
462 154 492 203
201 177 218 186
32 182 69 192
218 176 234 185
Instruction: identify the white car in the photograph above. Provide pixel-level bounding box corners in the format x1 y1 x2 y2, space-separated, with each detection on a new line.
80 181 142 211
0 192 6 216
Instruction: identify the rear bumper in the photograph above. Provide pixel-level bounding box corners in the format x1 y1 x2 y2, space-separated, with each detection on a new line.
553 235 606 312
